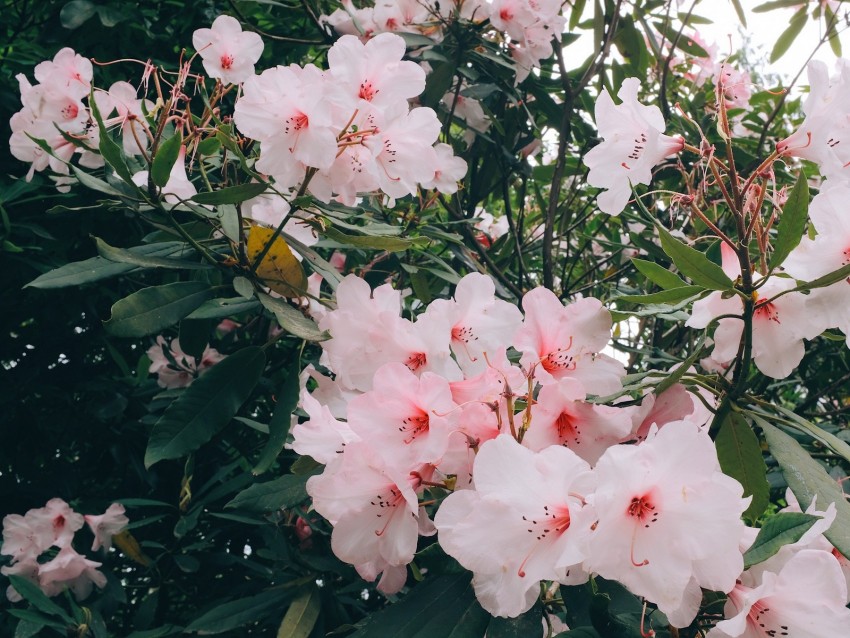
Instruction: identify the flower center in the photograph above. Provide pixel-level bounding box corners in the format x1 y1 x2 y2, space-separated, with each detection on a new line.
405 352 427 371
541 346 575 373
555 411 581 446
359 80 378 101
627 494 658 525
399 411 430 444
220 54 235 70
754 300 780 323
370 486 405 536
451 325 476 344
518 504 571 576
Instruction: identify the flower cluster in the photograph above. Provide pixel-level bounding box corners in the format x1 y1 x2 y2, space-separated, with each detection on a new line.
321 0 565 83
293 273 765 626
147 336 226 389
1 499 128 602
233 32 466 205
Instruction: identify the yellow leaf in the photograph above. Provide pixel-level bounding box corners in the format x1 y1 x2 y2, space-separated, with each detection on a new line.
113 530 151 567
247 226 307 298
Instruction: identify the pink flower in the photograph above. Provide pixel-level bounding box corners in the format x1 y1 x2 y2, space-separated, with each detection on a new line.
513 287 625 395
146 336 225 388
584 78 684 215
714 63 752 110
777 59 850 180
419 143 468 194
584 422 749 627
94 81 153 156
784 181 850 346
38 545 107 601
290 390 359 464
522 378 635 464
707 550 850 638
132 146 197 206
84 503 129 551
435 435 596 617
192 15 264 84
33 47 92 100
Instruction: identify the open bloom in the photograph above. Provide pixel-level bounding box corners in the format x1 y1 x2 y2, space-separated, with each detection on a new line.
436 435 596 617
192 15 264 84
585 421 749 627
584 78 684 215
84 503 129 551
777 59 850 181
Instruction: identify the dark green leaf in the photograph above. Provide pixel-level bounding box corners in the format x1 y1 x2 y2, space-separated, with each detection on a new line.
770 7 807 62
60 0 96 29
144 347 266 467
757 418 850 558
26 242 190 289
487 602 543 638
743 512 820 568
179 319 212 360
769 173 809 269
192 183 268 205
125 625 183 638
104 281 213 338
729 0 748 26
323 226 422 252
795 262 850 291
655 332 707 395
253 370 300 475
258 293 328 341
184 590 288 634
614 286 704 305
224 473 311 513
187 297 261 320
754 0 804 12
151 133 183 188
422 63 458 108
89 89 135 184
350 574 488 638
71 165 126 197
555 630 601 638
716 413 769 521
8 610 67 633
94 237 207 270
197 138 221 156
276 586 321 638
7 576 74 624
656 224 734 290
630 258 688 290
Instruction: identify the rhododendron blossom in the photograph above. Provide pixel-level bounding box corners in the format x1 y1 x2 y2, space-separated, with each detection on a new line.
147 336 225 388
192 15 264 84
584 78 684 215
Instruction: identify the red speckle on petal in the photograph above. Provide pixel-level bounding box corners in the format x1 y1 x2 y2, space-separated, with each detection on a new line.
499 8 513 20
220 54 235 70
754 300 780 323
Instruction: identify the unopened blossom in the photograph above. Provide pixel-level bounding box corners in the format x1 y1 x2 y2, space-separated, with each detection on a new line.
436 435 596 617
784 181 850 346
192 15 264 84
513 287 625 394
777 58 850 180
84 503 129 551
146 336 225 389
585 421 749 627
584 78 684 215
707 549 850 638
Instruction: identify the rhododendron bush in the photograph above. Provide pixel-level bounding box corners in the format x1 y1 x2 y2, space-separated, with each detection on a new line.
5 0 850 636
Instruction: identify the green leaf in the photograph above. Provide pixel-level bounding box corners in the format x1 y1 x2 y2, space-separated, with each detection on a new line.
8 610 68 633
614 286 704 305
656 225 734 291
88 89 135 184
757 418 850 558
253 370 300 475
654 332 707 395
179 319 212 360
192 183 268 205
151 132 184 188
487 602 543 638
795 262 850 291
197 138 221 156
754 0 804 12
569 0 587 29
716 413 769 521
767 405 850 466
630 258 688 290
144 347 266 468
422 63 457 108
187 297 261 320
60 0 96 29
323 226 422 252
94 237 208 270
349 574 489 638
257 293 328 341
71 165 126 197
769 173 809 269
26 242 190 289
770 7 807 62
7 576 74 624
184 590 287 634
224 474 311 513
276 586 321 638
743 512 820 569
555 630 601 638
125 625 183 638
729 0 748 26
104 281 213 338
